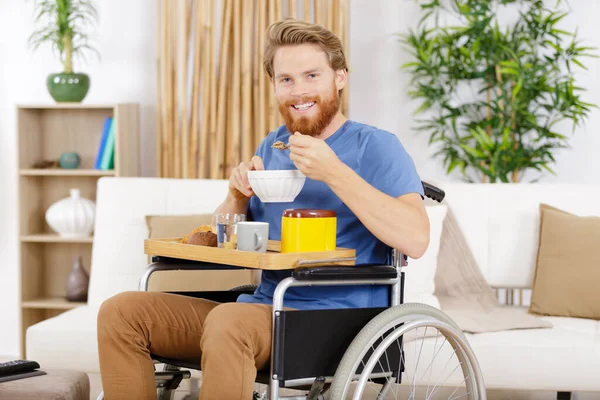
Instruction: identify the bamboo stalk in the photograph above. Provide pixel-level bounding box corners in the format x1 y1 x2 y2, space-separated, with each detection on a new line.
253 1 262 151
289 0 297 18
165 1 173 177
207 0 219 178
341 0 349 115
213 0 233 179
315 0 322 25
199 0 213 178
337 0 344 36
189 0 204 179
327 0 334 31
242 0 253 162
275 0 282 20
257 0 267 149
226 22 235 178
180 0 190 178
330 0 336 34
173 0 182 178
156 0 163 177
227 0 242 178
210 0 227 178
304 0 311 21
267 0 277 132
275 0 283 128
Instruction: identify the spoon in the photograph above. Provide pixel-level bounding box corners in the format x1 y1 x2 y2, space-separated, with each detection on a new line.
272 140 290 150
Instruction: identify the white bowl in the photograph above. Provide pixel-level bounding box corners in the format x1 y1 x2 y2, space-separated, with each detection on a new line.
248 170 306 203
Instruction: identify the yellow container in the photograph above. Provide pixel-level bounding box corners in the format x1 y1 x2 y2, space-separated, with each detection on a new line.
280 209 337 253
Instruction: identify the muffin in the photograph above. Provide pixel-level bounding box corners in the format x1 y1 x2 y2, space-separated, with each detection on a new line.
186 231 218 247
180 224 217 247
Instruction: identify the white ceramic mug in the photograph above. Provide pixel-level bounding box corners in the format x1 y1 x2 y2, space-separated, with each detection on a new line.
236 222 269 253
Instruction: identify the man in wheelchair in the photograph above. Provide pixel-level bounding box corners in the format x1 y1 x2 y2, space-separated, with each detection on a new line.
97 18 430 400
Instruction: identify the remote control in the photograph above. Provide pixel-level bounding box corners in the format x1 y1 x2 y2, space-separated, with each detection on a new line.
0 360 41 377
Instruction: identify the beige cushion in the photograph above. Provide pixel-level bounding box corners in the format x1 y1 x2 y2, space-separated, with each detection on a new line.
146 213 215 238
529 203 600 319
145 214 257 292
434 206 552 333
434 206 498 311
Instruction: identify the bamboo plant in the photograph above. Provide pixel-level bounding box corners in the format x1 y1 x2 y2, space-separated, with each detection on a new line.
400 0 597 182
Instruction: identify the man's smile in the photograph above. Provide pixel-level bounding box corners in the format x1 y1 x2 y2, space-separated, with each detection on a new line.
292 102 316 112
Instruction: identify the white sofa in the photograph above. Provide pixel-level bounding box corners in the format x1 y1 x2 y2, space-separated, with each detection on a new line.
25 178 600 399
440 183 600 398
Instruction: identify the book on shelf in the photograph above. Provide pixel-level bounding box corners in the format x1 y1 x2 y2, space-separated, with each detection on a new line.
94 117 115 170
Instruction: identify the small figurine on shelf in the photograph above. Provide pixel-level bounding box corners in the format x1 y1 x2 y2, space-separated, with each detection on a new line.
59 152 81 169
66 256 89 302
32 159 59 169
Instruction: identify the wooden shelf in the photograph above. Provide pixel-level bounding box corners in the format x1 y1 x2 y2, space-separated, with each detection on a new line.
21 234 94 243
22 297 86 310
20 169 115 177
17 103 140 358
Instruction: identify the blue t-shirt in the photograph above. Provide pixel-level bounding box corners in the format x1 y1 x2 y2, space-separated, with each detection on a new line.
237 120 424 310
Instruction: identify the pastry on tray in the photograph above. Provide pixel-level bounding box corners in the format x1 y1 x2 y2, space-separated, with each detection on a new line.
181 225 217 247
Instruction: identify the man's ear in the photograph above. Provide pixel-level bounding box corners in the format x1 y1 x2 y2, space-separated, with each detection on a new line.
335 69 348 91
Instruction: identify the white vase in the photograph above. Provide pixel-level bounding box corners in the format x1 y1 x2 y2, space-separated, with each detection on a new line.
45 188 96 238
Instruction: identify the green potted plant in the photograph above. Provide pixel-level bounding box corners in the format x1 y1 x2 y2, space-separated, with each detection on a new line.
400 0 597 183
28 0 99 102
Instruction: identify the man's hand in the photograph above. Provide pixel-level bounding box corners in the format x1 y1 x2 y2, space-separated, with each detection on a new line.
229 156 265 199
288 132 342 183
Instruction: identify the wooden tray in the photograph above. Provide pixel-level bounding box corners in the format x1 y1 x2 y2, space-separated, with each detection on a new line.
144 238 356 270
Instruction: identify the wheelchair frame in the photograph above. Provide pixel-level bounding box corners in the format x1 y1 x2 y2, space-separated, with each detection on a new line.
139 252 405 399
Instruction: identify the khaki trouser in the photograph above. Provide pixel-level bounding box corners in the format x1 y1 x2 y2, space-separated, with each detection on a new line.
97 291 273 400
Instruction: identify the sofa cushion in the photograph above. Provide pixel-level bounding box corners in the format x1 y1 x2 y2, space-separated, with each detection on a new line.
26 306 100 373
465 310 600 391
404 308 600 391
403 204 447 308
433 205 551 333
529 203 600 319
146 214 214 238
435 206 498 311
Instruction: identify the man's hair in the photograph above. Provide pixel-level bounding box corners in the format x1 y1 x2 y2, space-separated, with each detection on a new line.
263 18 349 79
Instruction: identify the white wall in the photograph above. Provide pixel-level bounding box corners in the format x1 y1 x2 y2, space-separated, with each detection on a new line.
0 0 599 356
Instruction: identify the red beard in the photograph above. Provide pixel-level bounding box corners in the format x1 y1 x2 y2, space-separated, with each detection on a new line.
278 85 340 137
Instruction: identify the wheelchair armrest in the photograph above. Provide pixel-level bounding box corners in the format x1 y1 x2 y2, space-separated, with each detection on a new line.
423 181 445 203
292 264 398 281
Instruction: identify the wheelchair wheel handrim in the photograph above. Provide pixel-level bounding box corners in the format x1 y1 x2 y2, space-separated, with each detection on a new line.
328 303 485 400
355 319 474 400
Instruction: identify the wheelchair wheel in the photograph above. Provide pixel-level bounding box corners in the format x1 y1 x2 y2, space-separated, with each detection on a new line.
328 303 485 400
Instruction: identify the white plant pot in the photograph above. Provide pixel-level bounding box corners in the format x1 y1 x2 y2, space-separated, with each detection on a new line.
45 188 96 238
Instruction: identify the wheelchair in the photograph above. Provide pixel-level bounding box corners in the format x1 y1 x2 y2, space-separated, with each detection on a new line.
97 182 486 400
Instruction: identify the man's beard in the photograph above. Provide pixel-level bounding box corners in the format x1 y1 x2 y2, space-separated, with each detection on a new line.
278 85 340 137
